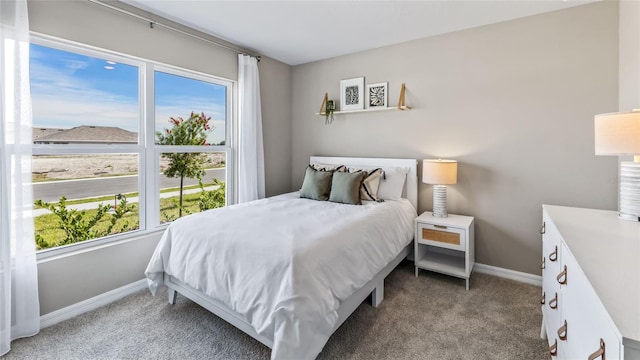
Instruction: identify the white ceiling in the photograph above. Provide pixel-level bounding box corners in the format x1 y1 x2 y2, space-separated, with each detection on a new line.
122 0 598 66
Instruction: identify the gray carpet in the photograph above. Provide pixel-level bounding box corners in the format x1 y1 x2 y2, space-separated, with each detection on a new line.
5 261 547 359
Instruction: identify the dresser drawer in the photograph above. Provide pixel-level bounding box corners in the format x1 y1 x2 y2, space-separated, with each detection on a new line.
541 218 563 333
416 223 465 251
561 246 622 360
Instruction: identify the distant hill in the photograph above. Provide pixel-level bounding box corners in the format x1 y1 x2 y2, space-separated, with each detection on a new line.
33 126 138 144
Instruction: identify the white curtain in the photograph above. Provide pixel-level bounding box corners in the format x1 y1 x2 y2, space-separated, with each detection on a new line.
237 54 265 203
0 0 40 356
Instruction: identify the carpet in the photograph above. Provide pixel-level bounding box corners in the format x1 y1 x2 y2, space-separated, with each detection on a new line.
5 261 548 359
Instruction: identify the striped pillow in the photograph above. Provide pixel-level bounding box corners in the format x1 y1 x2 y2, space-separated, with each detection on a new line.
349 167 384 201
310 163 346 172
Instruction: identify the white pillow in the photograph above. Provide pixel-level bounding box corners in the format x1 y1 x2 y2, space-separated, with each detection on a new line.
377 166 409 200
346 165 409 201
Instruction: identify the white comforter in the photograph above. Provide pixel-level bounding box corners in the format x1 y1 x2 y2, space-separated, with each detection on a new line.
145 192 416 359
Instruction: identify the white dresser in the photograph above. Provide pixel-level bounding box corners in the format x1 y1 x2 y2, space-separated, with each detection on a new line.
541 205 640 359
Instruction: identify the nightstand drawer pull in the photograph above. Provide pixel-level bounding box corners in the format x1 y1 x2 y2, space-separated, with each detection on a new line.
540 222 546 234
549 293 558 309
549 339 557 357
433 224 447 229
588 338 606 360
421 228 460 246
540 292 545 305
549 246 558 262
557 265 567 285
557 320 567 341
541 257 546 270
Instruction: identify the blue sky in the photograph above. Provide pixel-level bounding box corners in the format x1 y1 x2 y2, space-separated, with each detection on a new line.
30 44 227 145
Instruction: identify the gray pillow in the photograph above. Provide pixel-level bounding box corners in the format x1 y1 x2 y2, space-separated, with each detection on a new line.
300 166 333 201
329 171 366 205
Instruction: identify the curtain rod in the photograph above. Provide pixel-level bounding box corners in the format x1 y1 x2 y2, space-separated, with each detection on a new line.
87 0 261 61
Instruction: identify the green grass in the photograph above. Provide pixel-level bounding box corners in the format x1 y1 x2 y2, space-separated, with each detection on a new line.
33 183 210 208
34 210 139 249
35 191 224 250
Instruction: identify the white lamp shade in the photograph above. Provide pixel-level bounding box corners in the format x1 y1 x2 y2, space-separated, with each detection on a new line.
594 110 640 155
422 159 457 185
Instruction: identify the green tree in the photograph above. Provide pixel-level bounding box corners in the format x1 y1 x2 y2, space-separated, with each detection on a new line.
156 112 213 217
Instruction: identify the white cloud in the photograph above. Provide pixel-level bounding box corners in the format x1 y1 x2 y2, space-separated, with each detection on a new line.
32 94 139 131
155 97 227 145
64 59 89 71
31 61 139 131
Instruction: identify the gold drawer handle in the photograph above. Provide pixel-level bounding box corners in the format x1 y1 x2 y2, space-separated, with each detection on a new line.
540 292 546 305
549 293 558 310
557 265 567 285
588 338 606 360
540 222 546 234
549 246 558 262
549 339 557 357
557 320 567 341
541 257 546 269
433 224 447 229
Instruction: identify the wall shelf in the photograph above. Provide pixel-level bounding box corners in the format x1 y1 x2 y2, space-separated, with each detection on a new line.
315 106 410 116
317 83 411 117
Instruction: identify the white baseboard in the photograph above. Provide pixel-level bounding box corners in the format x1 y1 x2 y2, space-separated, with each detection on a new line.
473 263 542 287
40 279 148 329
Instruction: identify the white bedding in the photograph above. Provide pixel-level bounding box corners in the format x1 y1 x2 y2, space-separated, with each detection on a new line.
145 191 416 359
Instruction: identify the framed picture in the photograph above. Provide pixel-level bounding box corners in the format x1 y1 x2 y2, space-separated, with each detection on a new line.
340 77 364 111
367 82 388 108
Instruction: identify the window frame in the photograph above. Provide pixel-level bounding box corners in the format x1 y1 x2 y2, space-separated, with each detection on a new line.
150 65 234 228
32 33 236 260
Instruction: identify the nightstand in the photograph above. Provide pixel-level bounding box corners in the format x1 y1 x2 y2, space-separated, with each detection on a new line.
414 212 475 290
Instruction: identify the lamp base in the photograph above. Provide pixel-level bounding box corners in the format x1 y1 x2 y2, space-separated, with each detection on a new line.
619 161 640 222
432 185 448 218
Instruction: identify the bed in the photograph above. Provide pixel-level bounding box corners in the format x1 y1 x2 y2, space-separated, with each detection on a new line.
145 156 418 359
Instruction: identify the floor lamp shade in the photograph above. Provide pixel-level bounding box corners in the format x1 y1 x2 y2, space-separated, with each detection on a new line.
594 110 640 221
423 159 457 217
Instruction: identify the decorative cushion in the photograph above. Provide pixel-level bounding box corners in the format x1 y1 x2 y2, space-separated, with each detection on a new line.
329 171 366 205
376 166 409 200
348 167 384 201
310 163 346 172
300 166 333 201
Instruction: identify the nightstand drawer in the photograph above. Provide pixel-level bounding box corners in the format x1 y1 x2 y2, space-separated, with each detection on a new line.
417 223 466 251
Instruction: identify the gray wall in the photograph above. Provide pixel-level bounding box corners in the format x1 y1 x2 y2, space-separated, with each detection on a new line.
619 0 640 111
291 1 619 275
28 0 292 315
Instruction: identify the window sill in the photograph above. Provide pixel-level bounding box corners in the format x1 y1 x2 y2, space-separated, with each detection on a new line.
36 227 167 263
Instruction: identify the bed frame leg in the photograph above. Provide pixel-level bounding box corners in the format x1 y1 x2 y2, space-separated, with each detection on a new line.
168 289 177 305
371 279 384 307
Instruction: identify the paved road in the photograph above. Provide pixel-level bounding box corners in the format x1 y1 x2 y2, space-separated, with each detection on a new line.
33 168 225 202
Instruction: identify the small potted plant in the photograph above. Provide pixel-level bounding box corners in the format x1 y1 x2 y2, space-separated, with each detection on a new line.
325 99 335 124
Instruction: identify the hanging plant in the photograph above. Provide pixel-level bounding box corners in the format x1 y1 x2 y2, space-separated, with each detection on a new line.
325 99 335 125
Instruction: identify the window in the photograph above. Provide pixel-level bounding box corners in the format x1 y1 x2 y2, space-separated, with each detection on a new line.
31 38 234 254
154 70 231 223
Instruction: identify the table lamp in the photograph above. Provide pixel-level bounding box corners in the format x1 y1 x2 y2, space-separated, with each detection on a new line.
423 159 457 217
594 109 640 221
